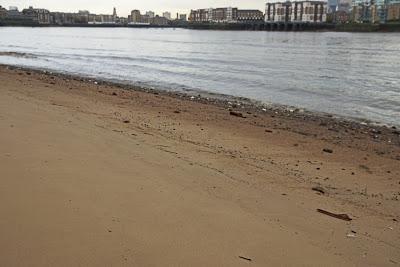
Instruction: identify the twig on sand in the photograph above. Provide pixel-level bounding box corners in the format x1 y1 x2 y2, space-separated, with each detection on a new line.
239 256 252 261
317 209 352 221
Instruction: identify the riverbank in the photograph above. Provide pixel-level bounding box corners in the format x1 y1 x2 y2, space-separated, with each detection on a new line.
0 65 399 266
2 21 400 32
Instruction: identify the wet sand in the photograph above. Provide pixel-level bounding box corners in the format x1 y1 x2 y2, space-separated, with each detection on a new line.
0 65 399 266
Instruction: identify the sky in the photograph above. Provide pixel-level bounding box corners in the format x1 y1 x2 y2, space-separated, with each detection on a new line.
1 0 266 17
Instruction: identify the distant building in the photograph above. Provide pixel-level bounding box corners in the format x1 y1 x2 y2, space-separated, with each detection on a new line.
338 0 352 12
351 0 372 22
0 6 7 18
142 14 151 24
387 3 400 21
129 10 142 23
265 1 327 23
117 17 128 24
145 11 155 18
4 7 36 25
237 9 264 21
351 4 371 22
152 15 169 25
162 11 171 20
50 10 90 25
179 14 187 20
189 7 264 23
22 6 51 24
88 13 115 24
330 10 351 22
5 7 23 19
328 0 339 12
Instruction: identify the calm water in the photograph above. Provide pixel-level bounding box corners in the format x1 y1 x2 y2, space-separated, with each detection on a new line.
0 27 399 125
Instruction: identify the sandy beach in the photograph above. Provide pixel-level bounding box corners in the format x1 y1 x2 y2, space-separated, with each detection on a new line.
0 65 399 266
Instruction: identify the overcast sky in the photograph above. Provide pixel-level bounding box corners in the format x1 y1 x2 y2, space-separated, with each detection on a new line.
1 0 266 17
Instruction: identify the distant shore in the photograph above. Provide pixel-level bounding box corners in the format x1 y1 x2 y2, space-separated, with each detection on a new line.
1 21 400 32
0 64 399 266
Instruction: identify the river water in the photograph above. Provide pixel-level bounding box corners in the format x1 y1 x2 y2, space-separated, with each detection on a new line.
0 27 399 125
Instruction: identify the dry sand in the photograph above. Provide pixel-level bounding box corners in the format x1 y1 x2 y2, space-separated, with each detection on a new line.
0 65 399 266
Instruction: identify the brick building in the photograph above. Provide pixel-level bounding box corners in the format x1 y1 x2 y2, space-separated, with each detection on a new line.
265 1 327 23
189 7 264 23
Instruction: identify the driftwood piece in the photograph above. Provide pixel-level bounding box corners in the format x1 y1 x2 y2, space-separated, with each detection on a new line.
239 256 252 261
317 209 352 221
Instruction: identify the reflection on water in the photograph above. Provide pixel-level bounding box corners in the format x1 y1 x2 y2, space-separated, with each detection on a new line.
0 27 399 125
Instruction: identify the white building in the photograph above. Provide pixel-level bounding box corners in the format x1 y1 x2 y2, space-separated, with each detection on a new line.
162 11 171 20
145 11 155 18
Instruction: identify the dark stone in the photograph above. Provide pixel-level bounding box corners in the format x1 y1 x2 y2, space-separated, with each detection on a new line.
229 111 246 118
323 148 333 153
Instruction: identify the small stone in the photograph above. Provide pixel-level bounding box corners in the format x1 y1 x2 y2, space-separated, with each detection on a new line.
230 111 246 118
323 148 333 153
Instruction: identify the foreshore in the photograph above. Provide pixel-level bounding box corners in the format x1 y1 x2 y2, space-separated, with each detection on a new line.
0 64 399 266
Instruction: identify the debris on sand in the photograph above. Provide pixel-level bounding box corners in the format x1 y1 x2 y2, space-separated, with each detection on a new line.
317 209 352 221
346 233 356 238
238 256 252 262
123 120 130 124
312 186 326 194
230 111 246 118
323 148 333 153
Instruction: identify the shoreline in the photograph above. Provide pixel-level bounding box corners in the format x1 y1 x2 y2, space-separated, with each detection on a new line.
0 64 399 265
2 63 400 150
1 23 400 32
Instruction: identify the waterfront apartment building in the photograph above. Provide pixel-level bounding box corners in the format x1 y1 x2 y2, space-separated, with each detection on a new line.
189 7 264 23
162 12 171 20
88 14 115 24
128 9 170 25
3 7 31 22
387 3 400 20
129 10 142 23
0 6 7 18
328 9 351 22
51 11 88 25
152 15 169 25
145 11 155 18
237 9 265 21
265 1 327 23
351 0 400 22
22 6 50 24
